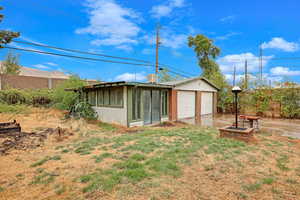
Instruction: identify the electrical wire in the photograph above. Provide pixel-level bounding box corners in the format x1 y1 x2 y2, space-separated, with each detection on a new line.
13 40 199 77
13 40 153 64
4 46 155 67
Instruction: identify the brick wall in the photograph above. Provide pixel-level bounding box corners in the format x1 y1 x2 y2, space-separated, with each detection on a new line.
0 74 69 90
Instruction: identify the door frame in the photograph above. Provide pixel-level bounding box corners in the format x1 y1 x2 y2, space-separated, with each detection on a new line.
143 88 161 125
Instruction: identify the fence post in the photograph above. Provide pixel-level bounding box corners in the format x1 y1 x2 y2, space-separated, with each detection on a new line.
48 78 52 89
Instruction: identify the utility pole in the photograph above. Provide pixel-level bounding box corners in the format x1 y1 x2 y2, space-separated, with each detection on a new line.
233 65 236 86
155 24 161 75
245 60 248 89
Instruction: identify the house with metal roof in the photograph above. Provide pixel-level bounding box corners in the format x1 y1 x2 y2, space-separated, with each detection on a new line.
81 77 219 127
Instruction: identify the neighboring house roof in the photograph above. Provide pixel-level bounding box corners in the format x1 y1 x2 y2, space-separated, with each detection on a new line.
20 67 70 79
162 77 220 90
0 62 70 79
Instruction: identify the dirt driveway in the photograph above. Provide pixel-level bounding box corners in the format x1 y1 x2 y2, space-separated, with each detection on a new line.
182 114 300 139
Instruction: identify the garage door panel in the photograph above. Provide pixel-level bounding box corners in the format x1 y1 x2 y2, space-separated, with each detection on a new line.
177 91 195 119
201 92 213 115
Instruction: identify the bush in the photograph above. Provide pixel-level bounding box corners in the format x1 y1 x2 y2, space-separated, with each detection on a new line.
69 101 97 120
52 76 87 110
0 88 29 104
0 88 53 106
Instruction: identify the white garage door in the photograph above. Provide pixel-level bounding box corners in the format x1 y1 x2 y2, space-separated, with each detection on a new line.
201 92 213 115
177 91 195 119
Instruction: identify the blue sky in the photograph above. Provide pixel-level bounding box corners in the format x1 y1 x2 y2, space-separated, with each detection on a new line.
1 0 300 83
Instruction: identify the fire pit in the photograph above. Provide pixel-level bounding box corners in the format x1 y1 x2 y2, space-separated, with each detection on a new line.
219 86 256 142
219 126 255 142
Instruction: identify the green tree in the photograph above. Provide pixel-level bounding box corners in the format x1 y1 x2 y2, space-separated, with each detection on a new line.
1 51 20 74
188 34 230 113
188 34 221 77
0 6 20 46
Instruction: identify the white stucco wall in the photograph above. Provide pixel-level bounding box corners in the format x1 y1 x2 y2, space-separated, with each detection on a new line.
174 79 217 92
93 86 128 126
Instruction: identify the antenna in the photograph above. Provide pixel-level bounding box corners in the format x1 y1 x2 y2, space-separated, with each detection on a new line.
155 23 161 75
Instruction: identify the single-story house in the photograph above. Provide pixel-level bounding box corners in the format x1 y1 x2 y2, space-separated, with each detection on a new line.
79 77 219 127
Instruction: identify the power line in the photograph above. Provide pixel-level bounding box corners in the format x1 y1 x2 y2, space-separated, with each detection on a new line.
219 56 300 62
159 67 190 78
4 46 155 67
12 39 198 77
4 46 193 78
12 40 152 64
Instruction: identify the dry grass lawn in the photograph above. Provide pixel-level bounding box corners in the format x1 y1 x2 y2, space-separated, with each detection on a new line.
0 108 300 200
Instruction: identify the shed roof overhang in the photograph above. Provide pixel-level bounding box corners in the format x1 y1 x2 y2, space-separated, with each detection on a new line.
66 81 173 92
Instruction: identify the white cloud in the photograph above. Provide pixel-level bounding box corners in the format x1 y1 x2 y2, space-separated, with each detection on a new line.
114 72 146 82
220 15 236 23
261 37 299 52
217 52 273 73
46 62 58 66
150 0 185 18
76 0 141 49
216 32 240 40
33 64 50 69
115 45 133 52
270 66 300 76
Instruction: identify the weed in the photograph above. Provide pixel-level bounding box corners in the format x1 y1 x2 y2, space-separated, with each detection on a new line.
203 164 214 171
74 137 109 155
0 186 4 192
271 187 281 194
276 154 290 171
54 184 66 195
30 155 61 167
242 183 261 192
16 173 24 179
31 172 58 185
236 192 248 199
130 153 146 161
61 149 70 153
98 122 117 132
92 152 112 163
286 179 298 184
262 177 275 185
146 157 180 177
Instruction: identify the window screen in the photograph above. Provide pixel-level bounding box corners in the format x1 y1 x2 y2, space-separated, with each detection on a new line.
88 91 96 106
132 88 141 120
161 90 168 116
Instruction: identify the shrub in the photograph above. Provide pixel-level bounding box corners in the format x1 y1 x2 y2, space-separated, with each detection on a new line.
52 75 87 110
0 88 29 104
70 101 97 120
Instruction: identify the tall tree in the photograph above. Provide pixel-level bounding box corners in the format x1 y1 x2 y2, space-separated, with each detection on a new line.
1 51 20 74
188 34 221 78
188 34 231 113
0 6 20 47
